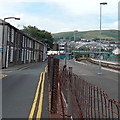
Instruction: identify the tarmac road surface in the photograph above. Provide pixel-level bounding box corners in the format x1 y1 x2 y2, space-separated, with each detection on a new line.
2 61 49 118
60 59 119 101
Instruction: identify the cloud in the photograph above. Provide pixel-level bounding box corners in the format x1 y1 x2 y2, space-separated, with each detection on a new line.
9 13 69 33
0 0 119 33
103 21 118 30
2 0 119 16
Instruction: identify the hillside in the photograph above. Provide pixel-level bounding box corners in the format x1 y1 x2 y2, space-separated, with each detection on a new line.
52 30 118 42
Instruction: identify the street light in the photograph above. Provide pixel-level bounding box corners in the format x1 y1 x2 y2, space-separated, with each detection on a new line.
4 17 20 21
2 17 20 68
98 2 107 75
74 30 78 42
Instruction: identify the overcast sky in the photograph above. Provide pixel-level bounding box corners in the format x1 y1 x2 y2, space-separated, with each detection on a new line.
0 0 119 33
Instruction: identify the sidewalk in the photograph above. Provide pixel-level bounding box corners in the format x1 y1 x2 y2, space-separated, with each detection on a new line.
1 62 41 71
91 58 119 65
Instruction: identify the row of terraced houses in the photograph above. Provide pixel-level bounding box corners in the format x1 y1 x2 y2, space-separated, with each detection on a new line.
0 19 47 68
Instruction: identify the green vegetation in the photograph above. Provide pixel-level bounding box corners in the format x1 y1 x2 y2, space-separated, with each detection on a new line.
52 30 118 42
22 25 53 48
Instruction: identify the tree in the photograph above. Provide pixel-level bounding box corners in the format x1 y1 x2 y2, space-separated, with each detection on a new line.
22 25 53 48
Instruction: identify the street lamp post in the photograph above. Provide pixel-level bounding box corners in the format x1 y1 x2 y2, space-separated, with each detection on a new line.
2 17 20 68
74 30 78 42
74 31 76 43
98 2 107 75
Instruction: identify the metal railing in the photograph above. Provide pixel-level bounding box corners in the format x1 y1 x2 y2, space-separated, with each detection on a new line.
48 56 120 119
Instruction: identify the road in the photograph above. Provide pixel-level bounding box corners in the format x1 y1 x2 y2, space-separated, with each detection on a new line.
1 59 119 118
60 59 119 101
2 61 48 118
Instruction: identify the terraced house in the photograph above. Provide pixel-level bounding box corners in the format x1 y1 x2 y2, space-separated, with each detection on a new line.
0 19 47 68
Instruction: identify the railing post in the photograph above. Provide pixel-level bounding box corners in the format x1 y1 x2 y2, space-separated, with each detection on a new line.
48 55 54 92
67 67 72 118
51 57 59 114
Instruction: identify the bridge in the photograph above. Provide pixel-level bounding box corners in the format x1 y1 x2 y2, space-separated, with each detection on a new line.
73 50 110 54
72 50 111 60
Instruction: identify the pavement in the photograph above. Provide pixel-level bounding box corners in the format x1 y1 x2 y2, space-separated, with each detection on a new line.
91 58 119 65
2 62 38 71
60 59 119 101
2 61 49 118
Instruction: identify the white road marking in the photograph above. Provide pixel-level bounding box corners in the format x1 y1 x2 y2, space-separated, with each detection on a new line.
74 60 87 65
19 66 30 71
80 74 88 76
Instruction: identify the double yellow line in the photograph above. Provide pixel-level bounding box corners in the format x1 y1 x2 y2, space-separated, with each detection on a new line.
28 66 47 119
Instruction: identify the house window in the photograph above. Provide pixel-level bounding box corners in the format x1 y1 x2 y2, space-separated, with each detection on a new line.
10 47 13 62
11 29 14 43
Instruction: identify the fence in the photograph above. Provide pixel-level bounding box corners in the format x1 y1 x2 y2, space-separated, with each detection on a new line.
48 56 120 119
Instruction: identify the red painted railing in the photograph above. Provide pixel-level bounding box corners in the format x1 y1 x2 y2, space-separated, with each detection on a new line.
48 56 120 119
